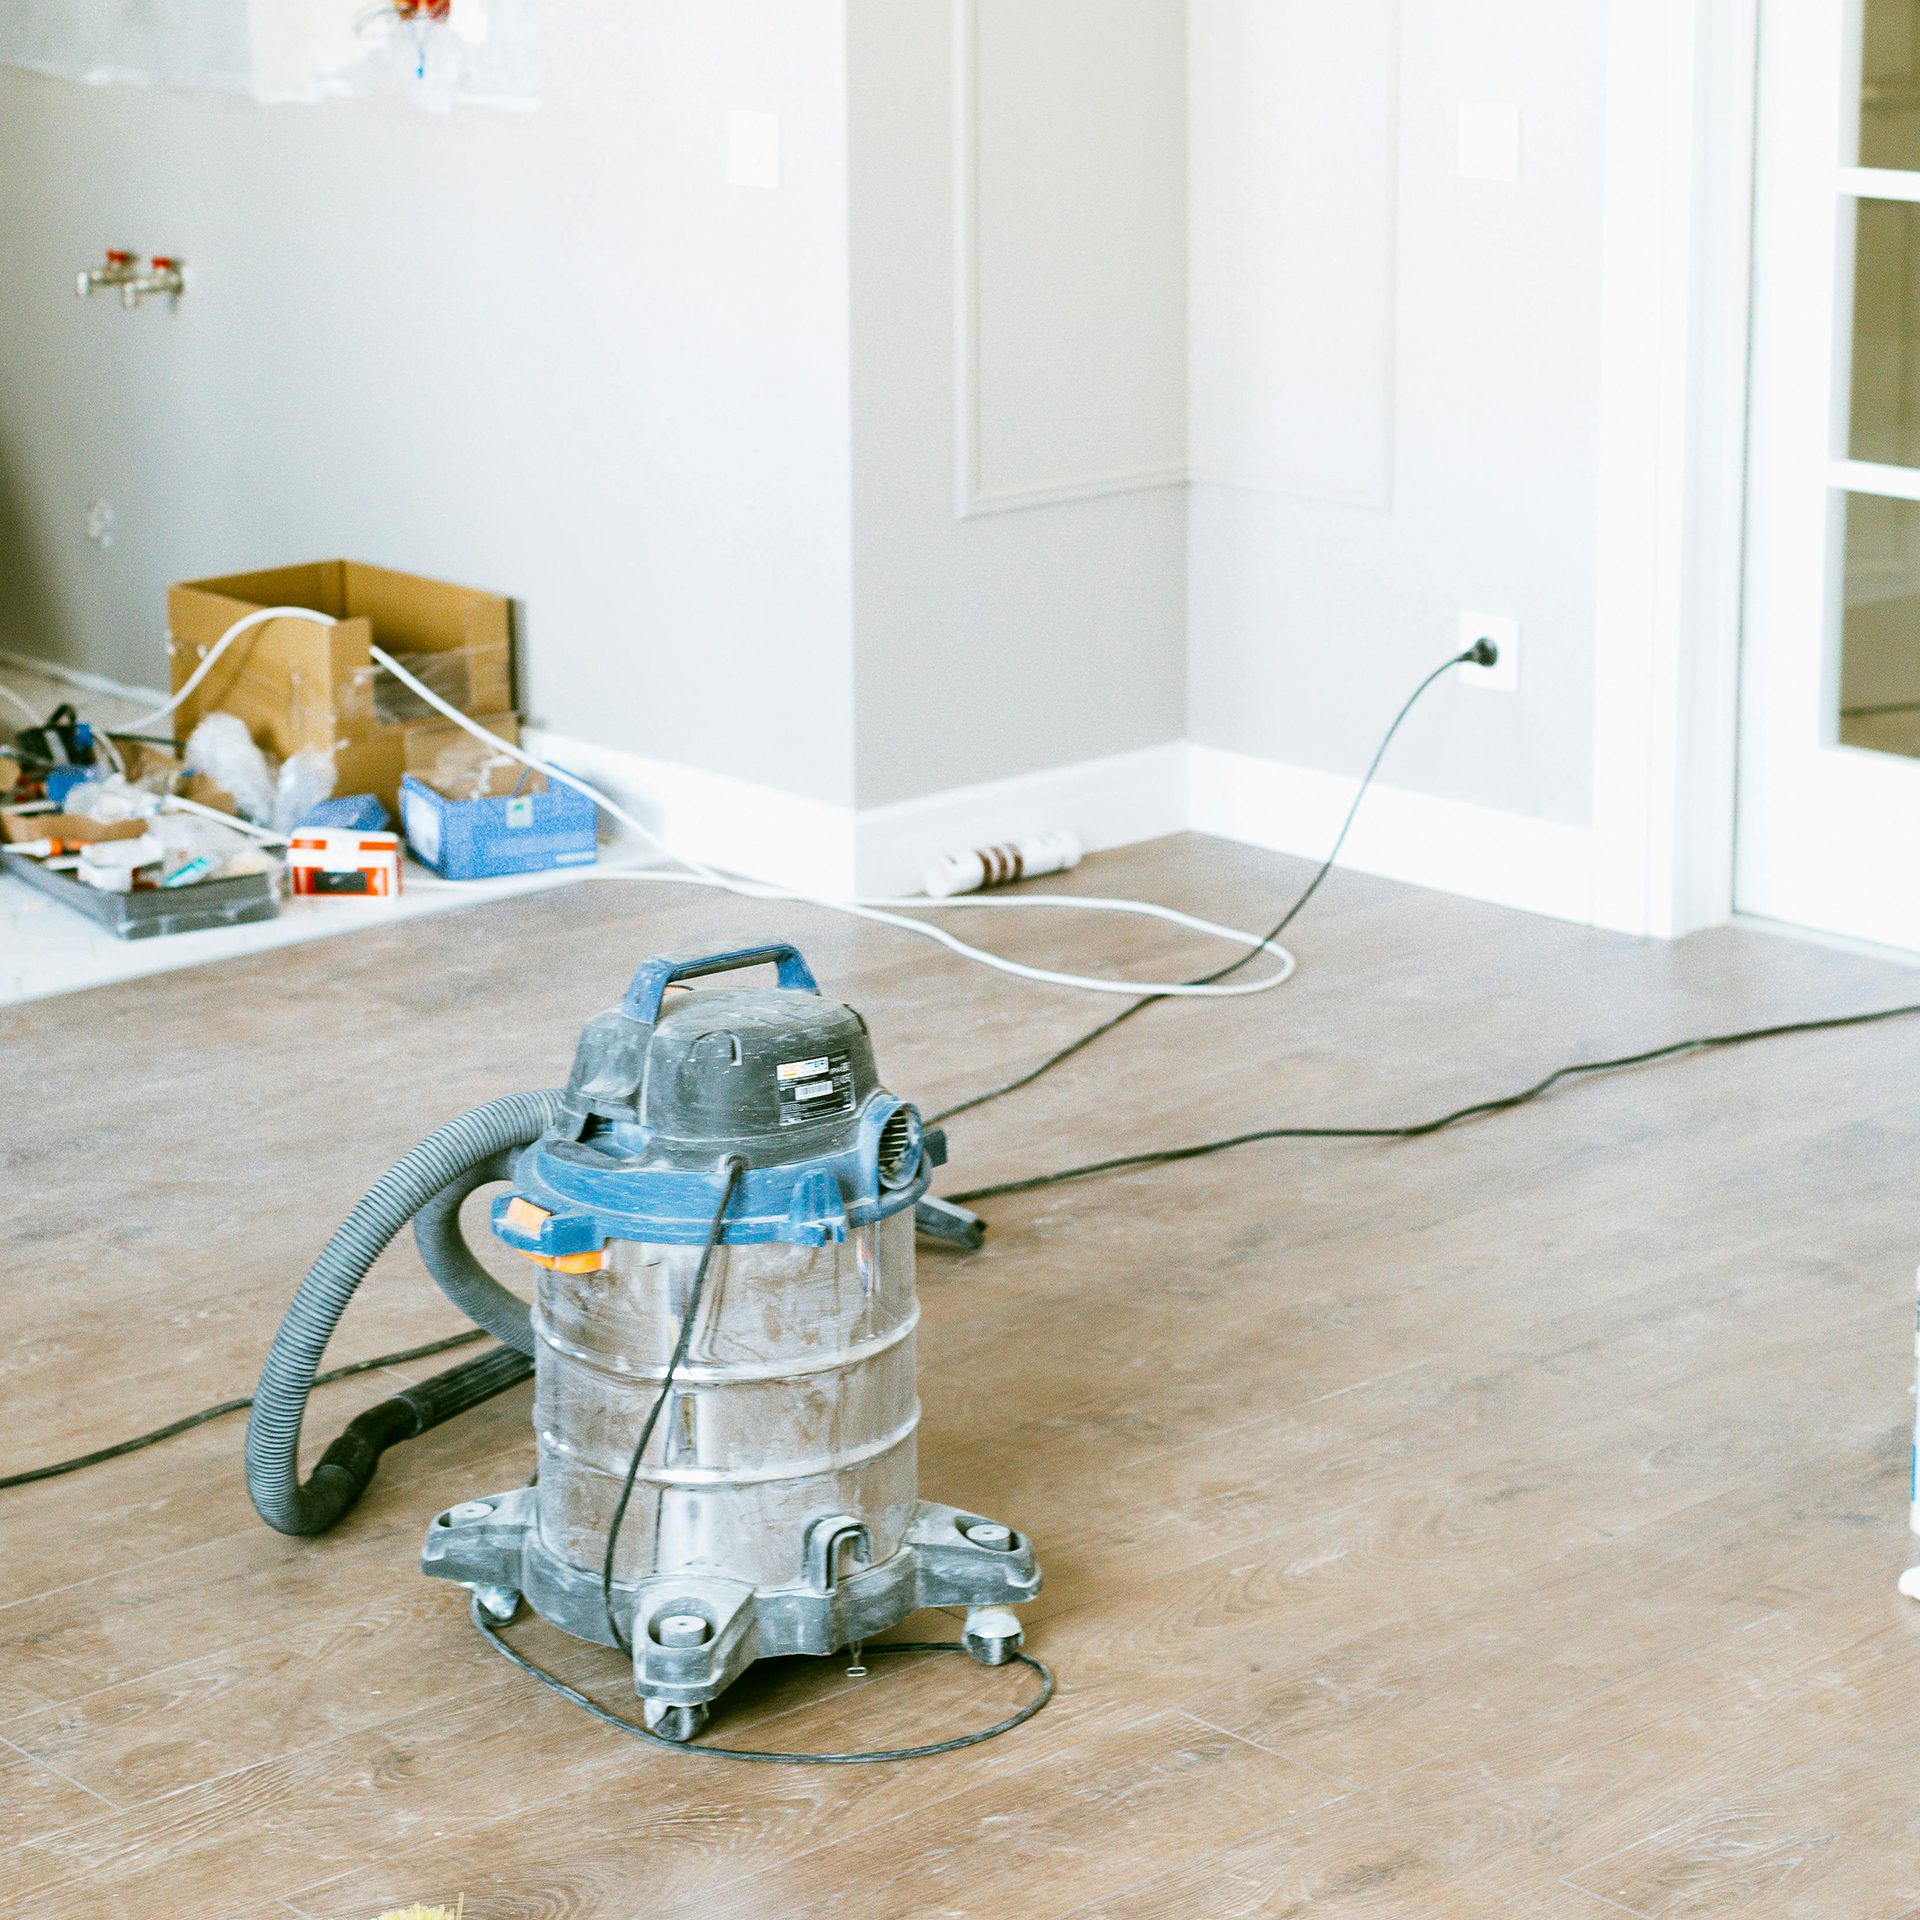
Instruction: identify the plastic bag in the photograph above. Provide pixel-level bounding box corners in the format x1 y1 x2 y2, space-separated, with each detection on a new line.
271 747 336 834
183 713 336 833
186 713 277 824
59 773 159 824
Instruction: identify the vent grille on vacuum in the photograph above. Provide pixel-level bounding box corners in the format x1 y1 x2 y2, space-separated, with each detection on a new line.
877 1107 920 1188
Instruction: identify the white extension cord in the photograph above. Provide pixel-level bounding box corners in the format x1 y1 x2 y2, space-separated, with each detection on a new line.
118 605 343 735
368 645 1296 999
94 602 1299 999
0 682 46 727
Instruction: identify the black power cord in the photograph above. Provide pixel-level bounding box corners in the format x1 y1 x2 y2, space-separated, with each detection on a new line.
1 631 1906 1506
537 1153 1059 1765
473 1595 1055 1765
0 1327 490 1492
930 642 1492 1128
601 1155 745 1651
946 998 1920 1205
14 990 1913 1492
0 640 1488 1495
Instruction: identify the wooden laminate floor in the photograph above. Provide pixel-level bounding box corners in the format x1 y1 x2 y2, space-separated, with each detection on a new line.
5 834 1920 1919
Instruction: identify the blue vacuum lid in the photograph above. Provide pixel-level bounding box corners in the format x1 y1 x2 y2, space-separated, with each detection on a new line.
494 943 934 1252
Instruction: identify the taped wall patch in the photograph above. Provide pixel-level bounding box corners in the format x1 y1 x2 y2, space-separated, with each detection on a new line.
0 0 538 109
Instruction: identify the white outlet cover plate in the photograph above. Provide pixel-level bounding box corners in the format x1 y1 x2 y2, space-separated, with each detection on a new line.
1458 102 1522 181
727 110 781 190
1458 612 1520 692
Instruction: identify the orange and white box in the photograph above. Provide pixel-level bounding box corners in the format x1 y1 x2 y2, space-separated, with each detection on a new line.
287 828 402 898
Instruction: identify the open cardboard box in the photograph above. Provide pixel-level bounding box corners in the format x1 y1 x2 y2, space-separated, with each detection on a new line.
1 809 147 847
166 560 515 813
402 723 529 802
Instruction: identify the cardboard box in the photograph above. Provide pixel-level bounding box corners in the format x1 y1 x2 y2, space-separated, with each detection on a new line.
100 738 244 820
166 560 515 813
401 712 523 793
0 809 148 848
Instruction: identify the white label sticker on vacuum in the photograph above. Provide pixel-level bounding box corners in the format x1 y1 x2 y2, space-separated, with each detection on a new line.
776 1051 855 1125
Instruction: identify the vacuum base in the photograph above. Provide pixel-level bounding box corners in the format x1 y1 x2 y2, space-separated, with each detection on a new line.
422 1489 1040 1713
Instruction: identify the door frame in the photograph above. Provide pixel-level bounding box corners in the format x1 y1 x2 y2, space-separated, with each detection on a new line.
1590 0 1762 939
1732 0 1920 951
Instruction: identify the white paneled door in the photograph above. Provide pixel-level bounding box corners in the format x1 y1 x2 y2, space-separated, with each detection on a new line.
1739 0 1920 949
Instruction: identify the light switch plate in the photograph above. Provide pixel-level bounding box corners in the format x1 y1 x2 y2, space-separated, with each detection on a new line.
727 110 781 190
1458 102 1522 181
1458 612 1521 692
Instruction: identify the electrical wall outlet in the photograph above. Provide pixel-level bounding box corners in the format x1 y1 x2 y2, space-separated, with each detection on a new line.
1458 612 1520 692
727 110 781 190
1458 102 1522 181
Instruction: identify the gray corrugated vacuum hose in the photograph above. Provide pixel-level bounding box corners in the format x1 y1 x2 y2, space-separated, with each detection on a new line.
246 1090 564 1536
413 1146 539 1352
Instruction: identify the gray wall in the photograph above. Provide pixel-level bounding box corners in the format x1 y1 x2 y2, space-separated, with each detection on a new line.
0 0 1612 839
846 0 1189 811
0 0 859 805
1186 0 1608 829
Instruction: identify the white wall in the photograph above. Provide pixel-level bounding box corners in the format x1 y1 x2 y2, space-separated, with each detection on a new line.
1186 0 1609 839
846 0 1189 810
0 0 859 805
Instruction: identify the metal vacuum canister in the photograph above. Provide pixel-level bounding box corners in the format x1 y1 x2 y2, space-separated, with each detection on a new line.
535 1209 921 1592
422 942 1040 1739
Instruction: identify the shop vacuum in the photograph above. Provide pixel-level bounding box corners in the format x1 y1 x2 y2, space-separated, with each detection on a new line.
246 944 1042 1745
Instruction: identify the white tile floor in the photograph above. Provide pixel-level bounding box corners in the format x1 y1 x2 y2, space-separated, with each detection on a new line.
0 660 626 1007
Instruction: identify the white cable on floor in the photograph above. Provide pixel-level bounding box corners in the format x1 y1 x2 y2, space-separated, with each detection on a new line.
366 643 1295 999
29 607 1294 997
118 606 341 735
0 682 44 726
163 791 288 845
581 869 1299 995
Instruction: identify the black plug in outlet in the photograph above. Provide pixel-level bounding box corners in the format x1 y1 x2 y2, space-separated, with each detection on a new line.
1464 638 1499 670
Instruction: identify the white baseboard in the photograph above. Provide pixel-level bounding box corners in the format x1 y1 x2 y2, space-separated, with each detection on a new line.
852 742 1188 896
1188 743 1598 925
524 734 1590 929
401 722 1611 923
3 646 1602 925
522 727 859 897
521 731 1189 900
0 648 165 708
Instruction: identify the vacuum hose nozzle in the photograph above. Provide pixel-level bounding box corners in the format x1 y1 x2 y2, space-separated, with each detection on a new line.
314 1345 535 1509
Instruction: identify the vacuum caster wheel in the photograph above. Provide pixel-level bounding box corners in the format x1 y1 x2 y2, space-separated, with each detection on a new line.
642 1699 709 1744
472 1585 521 1626
963 1605 1024 1667
965 1629 1022 1667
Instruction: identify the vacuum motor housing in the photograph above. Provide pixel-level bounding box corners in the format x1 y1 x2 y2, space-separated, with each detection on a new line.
421 943 1040 1736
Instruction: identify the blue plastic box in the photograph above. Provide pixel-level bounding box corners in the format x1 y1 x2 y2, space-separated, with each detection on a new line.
399 768 597 880
299 794 391 834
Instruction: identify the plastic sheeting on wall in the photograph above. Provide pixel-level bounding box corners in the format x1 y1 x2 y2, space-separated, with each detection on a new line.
0 0 538 109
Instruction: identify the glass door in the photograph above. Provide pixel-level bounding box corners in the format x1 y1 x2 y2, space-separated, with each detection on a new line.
1738 0 1920 948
